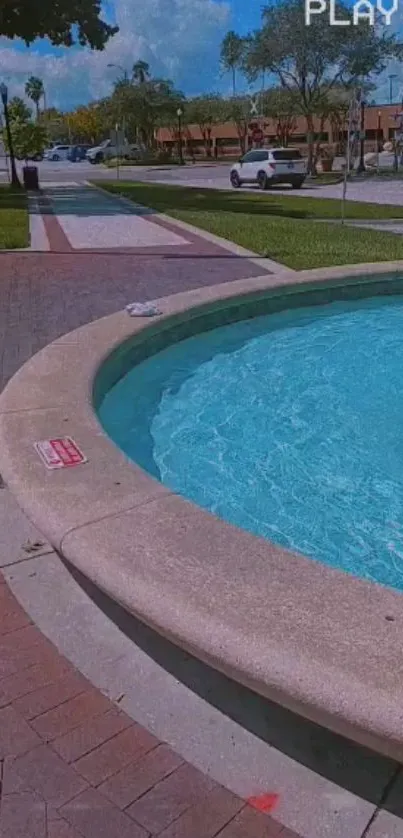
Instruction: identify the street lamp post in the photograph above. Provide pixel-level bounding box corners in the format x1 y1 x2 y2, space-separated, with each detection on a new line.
177 107 184 165
356 98 366 174
0 83 20 188
377 110 383 152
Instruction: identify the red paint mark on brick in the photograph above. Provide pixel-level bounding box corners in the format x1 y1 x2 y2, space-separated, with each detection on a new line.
247 793 280 814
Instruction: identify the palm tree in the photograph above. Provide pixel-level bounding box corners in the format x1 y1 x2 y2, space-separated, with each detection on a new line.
220 31 244 97
25 76 45 122
7 97 32 123
132 60 150 85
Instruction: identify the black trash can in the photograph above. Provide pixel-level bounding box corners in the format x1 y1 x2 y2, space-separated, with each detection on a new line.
23 165 39 191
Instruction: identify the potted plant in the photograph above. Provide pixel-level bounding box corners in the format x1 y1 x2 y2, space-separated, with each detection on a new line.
320 144 335 172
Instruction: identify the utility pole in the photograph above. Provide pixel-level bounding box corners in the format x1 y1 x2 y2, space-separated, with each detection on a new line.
177 108 184 164
0 83 20 188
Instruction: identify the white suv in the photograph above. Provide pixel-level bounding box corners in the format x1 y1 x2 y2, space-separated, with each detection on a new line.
230 148 306 190
86 139 142 164
44 145 71 162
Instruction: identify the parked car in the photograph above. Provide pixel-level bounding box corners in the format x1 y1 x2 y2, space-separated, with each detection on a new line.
44 145 71 162
230 148 306 189
67 145 92 162
43 144 60 158
363 150 398 170
86 139 142 164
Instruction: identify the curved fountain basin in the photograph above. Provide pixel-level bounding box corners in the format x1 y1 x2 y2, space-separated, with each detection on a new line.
98 294 403 595
1 263 403 760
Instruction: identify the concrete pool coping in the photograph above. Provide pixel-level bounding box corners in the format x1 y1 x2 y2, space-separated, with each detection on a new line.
2 260 403 761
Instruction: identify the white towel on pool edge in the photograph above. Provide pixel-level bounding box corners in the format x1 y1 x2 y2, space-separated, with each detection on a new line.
126 302 161 317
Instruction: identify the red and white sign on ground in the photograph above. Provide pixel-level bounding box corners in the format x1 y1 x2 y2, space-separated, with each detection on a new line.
34 438 87 470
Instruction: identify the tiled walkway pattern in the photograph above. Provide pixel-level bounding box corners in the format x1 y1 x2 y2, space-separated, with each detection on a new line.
30 185 195 253
0 571 298 837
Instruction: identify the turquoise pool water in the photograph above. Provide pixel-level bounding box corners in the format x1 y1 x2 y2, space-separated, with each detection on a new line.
98 295 403 592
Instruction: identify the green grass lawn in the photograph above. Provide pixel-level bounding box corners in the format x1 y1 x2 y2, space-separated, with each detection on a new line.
0 186 29 250
97 180 403 270
307 172 344 185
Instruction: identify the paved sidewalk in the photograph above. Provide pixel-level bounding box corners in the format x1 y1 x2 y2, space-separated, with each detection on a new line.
0 571 297 838
0 250 263 394
18 184 285 278
0 185 285 838
29 185 207 253
41 185 191 251
2 184 402 837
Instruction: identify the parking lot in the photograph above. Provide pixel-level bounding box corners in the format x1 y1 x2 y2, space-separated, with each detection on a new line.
0 158 235 185
2 157 403 204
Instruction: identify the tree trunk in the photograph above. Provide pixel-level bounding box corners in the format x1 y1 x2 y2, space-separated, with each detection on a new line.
313 115 326 171
139 127 148 148
201 129 209 156
235 124 246 154
306 115 316 175
232 67 236 97
206 128 212 157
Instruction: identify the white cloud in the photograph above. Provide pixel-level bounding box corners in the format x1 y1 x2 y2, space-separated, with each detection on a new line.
0 0 230 110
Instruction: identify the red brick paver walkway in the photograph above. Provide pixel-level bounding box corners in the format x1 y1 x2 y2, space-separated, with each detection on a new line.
0 249 263 394
0 571 300 838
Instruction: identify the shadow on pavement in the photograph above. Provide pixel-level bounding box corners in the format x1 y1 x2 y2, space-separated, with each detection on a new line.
99 183 312 219
32 187 157 217
61 553 402 812
36 183 312 219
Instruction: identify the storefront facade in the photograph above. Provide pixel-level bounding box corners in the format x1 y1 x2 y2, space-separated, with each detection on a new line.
156 103 403 158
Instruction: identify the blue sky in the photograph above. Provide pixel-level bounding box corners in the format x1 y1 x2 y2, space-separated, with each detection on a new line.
0 0 401 111
228 0 261 31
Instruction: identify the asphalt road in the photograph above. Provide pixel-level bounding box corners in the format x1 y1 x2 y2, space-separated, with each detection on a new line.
0 159 234 186
2 159 403 204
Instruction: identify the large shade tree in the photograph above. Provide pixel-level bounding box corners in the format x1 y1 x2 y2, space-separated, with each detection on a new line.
185 95 227 157
239 0 403 171
8 121 47 160
66 103 107 144
0 0 118 47
110 71 185 148
2 96 47 160
261 88 299 147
